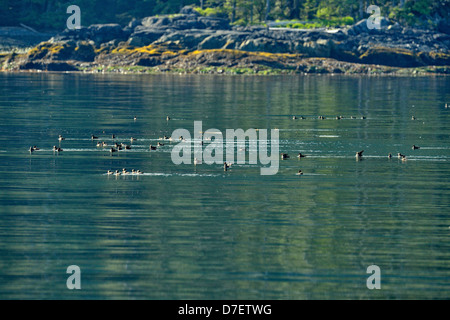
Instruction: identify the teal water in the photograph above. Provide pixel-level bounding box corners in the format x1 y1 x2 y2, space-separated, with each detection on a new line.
0 73 449 300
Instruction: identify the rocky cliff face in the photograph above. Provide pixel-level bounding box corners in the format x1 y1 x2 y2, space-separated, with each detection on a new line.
3 6 450 74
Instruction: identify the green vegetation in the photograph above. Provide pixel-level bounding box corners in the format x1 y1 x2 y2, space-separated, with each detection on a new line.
273 16 355 29
0 0 448 30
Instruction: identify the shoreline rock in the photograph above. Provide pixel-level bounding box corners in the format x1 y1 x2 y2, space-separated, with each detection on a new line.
2 6 449 74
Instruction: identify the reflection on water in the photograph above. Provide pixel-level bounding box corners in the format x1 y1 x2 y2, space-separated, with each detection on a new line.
0 73 449 299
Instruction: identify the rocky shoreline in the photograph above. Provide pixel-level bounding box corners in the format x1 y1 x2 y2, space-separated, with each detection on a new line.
1 6 450 75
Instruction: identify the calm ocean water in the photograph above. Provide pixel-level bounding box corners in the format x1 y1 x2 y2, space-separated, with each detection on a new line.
0 73 449 299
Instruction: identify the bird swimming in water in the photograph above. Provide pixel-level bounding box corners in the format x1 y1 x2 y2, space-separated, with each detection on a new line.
130 137 136 142
398 153 406 159
194 158 199 166
58 135 65 141
281 153 289 160
224 162 232 171
296 170 303 176
91 135 98 140
166 116 171 121
292 116 298 120
110 147 117 153
361 116 366 120
107 170 113 175
157 142 164 146
388 153 392 159
412 145 420 150
53 146 63 152
149 145 157 150
355 150 364 158
29 147 34 153
411 116 416 120
297 153 306 159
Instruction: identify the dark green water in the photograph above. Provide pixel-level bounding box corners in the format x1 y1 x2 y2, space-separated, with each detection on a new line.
0 73 449 299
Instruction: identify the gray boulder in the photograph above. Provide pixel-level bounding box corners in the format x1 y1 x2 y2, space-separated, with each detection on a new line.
180 6 201 16
87 24 127 44
198 34 228 49
128 27 166 46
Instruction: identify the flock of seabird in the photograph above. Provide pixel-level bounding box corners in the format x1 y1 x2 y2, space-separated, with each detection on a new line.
28 104 447 176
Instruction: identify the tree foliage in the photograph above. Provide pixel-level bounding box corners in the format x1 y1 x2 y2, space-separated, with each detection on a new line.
0 0 448 30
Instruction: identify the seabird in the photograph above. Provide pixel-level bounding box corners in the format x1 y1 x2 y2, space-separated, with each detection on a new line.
296 170 303 176
281 153 290 160
355 150 364 158
412 145 420 150
297 153 306 159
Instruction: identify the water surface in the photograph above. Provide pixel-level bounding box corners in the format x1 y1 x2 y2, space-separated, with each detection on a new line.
0 73 449 299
